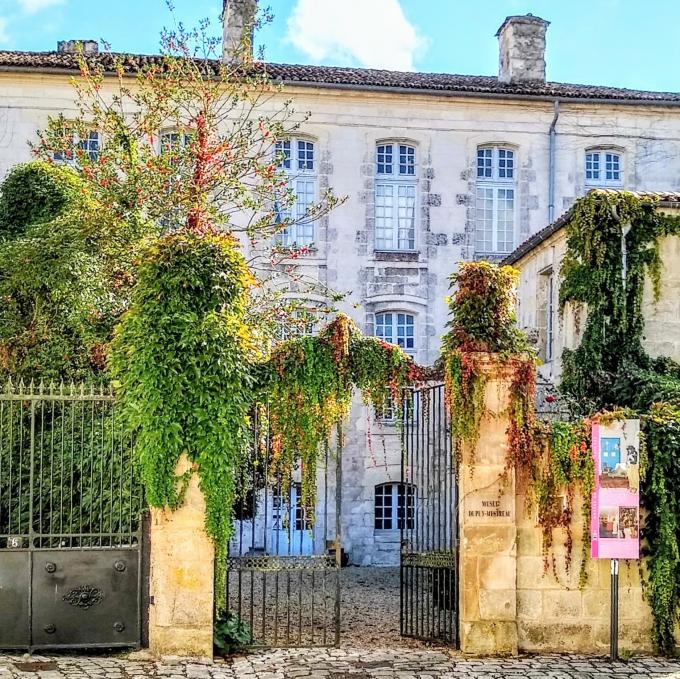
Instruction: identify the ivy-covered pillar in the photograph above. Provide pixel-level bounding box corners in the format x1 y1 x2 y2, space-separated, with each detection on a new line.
458 356 518 656
148 455 215 659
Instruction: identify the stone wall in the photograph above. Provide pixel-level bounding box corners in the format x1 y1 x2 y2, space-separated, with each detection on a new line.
459 356 674 656
515 491 654 654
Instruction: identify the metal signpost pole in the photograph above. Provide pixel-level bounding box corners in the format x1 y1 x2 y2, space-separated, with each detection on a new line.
610 558 619 661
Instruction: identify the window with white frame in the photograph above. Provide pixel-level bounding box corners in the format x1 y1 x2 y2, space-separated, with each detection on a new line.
160 130 192 165
475 146 516 255
374 311 416 422
277 309 317 341
53 129 100 165
374 483 415 530
274 138 316 248
375 143 417 251
585 149 622 187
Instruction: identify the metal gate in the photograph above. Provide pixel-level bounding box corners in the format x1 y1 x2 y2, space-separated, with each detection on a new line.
0 382 144 650
224 409 341 648
400 383 458 645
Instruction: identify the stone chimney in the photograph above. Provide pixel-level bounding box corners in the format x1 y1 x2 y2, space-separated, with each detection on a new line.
222 0 257 63
57 39 99 55
496 14 549 84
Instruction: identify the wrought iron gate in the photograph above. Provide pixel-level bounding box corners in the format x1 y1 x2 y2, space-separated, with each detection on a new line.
224 409 341 648
400 383 458 645
0 382 144 651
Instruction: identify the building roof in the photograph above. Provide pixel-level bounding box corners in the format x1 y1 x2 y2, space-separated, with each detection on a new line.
2 50 680 104
502 190 680 266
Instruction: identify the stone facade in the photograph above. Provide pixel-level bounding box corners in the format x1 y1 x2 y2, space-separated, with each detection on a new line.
3 9 680 567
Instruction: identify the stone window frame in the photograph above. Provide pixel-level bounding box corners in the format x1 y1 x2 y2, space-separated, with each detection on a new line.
374 482 416 531
374 138 420 253
474 142 519 257
584 145 624 188
537 265 556 363
273 134 319 248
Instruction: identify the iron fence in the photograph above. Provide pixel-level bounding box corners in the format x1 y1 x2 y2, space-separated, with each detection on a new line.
0 381 143 650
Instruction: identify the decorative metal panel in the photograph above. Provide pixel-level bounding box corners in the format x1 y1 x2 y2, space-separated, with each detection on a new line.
0 383 143 651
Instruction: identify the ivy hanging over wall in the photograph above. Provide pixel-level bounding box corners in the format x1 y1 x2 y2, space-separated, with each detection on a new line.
531 419 594 587
109 229 257 609
441 262 596 590
441 261 535 465
560 190 680 412
257 314 423 514
559 190 680 654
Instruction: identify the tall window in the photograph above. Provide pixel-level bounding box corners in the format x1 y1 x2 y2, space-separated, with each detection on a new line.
274 139 316 247
544 271 555 362
375 312 415 356
374 483 415 530
585 149 622 187
53 129 100 165
375 143 417 251
475 146 515 255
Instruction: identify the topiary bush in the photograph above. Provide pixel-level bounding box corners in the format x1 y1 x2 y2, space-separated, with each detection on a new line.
0 161 81 238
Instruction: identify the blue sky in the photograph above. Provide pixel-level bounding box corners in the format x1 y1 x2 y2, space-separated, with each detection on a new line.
0 0 679 93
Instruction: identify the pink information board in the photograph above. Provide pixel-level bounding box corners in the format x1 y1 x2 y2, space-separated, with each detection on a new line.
591 419 640 560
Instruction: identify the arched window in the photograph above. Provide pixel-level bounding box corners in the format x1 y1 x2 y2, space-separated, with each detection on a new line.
375 142 417 251
375 483 415 530
374 311 415 356
475 145 516 255
585 149 622 187
274 138 316 247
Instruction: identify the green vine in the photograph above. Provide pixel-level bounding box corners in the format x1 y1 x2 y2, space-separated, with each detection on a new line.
531 419 594 588
109 229 255 610
559 190 680 653
257 314 422 515
441 261 534 464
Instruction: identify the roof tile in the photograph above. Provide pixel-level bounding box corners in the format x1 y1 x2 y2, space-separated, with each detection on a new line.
1 51 680 103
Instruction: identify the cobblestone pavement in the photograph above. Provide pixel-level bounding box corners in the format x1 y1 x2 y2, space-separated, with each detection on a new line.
2 651 680 679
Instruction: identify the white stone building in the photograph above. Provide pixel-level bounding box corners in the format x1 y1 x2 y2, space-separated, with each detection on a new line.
2 2 680 565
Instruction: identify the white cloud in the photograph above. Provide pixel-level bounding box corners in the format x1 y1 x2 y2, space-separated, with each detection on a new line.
17 0 63 14
286 0 425 72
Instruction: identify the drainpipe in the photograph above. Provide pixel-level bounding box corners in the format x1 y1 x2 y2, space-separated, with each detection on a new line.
548 100 560 223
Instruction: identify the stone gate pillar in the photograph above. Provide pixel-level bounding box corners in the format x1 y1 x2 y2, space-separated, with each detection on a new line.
148 455 215 659
458 356 518 655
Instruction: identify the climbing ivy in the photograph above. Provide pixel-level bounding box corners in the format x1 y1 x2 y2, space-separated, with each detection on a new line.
560 190 680 411
109 229 256 610
559 190 680 654
441 261 534 463
531 419 594 587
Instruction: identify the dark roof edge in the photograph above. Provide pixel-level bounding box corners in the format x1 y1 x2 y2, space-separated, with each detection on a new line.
3 63 680 107
502 199 680 266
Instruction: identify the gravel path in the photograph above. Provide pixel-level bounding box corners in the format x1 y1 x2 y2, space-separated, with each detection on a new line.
226 566 426 649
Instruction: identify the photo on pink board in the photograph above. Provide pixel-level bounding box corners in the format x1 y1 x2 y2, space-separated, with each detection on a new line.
599 507 619 539
619 506 639 539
